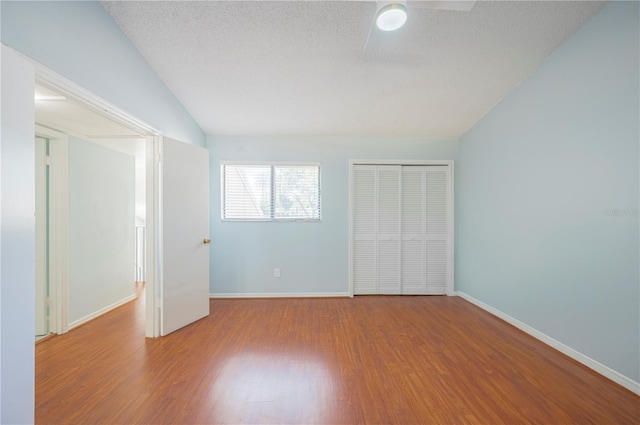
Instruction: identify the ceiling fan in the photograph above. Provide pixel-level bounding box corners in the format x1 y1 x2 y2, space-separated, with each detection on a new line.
362 0 477 49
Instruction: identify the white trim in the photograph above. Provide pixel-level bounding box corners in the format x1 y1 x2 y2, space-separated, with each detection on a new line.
145 135 161 338
35 124 65 140
30 59 160 137
35 136 48 336
350 159 453 166
157 136 165 337
209 292 350 299
221 218 322 223
49 136 70 335
220 160 321 166
69 294 137 330
36 118 144 145
348 161 355 297
455 291 640 395
35 125 68 335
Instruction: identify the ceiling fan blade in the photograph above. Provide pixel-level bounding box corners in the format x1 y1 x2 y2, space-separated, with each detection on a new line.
361 0 474 50
408 1 476 12
363 12 376 51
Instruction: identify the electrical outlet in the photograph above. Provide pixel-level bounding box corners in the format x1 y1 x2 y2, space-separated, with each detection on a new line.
274 267 281 278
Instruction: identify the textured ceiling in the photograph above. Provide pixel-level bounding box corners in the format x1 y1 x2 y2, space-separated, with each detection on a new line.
102 0 606 139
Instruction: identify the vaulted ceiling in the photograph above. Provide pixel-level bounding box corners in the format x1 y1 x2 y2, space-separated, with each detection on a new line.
102 0 606 138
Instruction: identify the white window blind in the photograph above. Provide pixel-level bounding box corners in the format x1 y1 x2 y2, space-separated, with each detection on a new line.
223 165 271 219
222 163 321 221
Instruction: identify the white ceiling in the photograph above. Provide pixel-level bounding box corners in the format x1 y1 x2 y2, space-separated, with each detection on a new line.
102 0 606 139
35 83 146 156
35 83 144 141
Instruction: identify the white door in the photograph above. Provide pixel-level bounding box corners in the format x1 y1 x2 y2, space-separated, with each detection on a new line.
401 166 426 295
353 165 377 294
377 166 401 294
160 137 210 336
425 166 449 294
351 162 453 297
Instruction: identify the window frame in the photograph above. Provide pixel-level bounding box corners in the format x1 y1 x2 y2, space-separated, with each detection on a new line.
220 161 322 222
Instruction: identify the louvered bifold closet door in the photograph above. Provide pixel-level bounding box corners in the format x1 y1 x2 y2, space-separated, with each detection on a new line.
377 166 401 294
425 166 450 294
353 165 377 294
401 167 426 294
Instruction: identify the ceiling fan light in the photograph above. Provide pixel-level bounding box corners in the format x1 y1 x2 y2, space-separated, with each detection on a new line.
375 3 408 32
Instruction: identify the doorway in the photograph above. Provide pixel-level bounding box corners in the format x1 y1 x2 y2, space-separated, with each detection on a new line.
32 66 211 339
34 82 149 339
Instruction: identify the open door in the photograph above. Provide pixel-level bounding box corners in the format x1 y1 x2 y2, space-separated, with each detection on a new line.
159 136 210 336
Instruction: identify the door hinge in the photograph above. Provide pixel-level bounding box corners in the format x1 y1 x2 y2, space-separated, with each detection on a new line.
45 155 52 165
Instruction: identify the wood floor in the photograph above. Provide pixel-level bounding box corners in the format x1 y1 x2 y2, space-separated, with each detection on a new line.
36 294 639 424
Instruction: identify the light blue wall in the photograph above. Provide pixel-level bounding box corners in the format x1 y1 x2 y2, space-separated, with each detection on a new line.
0 2 203 421
68 137 135 325
1 46 36 425
456 0 639 383
1 0 205 146
208 136 458 295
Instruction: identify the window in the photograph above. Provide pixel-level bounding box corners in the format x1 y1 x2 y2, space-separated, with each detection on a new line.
222 163 321 221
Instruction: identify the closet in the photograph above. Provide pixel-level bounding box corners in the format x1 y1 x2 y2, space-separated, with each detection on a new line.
351 162 452 295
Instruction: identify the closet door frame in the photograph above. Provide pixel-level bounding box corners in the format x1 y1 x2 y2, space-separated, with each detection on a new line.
348 159 454 297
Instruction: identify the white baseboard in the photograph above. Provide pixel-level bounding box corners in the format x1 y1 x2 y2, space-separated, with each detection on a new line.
69 293 137 330
455 291 640 395
210 292 350 299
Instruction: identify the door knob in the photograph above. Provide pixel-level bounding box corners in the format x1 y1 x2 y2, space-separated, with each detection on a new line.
203 238 211 244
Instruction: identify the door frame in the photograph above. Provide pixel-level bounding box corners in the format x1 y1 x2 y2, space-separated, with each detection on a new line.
35 124 70 336
348 159 455 297
35 134 48 336
31 59 162 338
146 135 162 337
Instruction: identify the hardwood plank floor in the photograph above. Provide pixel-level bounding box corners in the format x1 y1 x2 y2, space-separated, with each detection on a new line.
36 294 639 424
